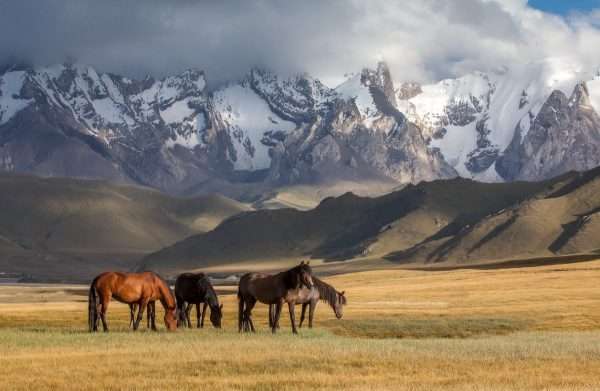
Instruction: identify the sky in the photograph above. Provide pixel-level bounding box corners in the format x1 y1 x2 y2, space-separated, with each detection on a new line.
529 0 600 15
1 0 600 87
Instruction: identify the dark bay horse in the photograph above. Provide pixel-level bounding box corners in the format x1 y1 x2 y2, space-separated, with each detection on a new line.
88 271 177 332
269 277 346 329
175 273 223 328
238 261 314 334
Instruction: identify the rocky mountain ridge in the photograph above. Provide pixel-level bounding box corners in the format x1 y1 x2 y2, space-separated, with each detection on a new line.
1 59 599 200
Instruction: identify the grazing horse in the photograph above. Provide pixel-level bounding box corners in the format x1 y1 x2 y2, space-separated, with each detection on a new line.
238 261 314 334
268 277 346 329
175 273 223 328
88 271 177 332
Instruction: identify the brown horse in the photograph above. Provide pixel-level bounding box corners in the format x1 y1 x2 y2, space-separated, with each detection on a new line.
238 261 314 334
175 273 223 328
269 277 346 329
88 271 177 332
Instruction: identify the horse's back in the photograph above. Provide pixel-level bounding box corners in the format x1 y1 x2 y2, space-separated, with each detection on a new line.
239 272 284 304
94 271 161 303
175 272 206 302
178 272 205 280
94 271 126 287
238 272 268 291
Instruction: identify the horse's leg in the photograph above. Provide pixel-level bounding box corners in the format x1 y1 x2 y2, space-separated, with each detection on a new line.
180 302 188 328
272 301 283 334
299 303 308 328
146 303 150 329
99 293 110 332
148 301 156 330
243 300 250 332
176 296 184 328
152 301 157 330
133 299 149 331
185 303 193 328
128 304 136 329
175 299 181 328
288 301 298 334
268 305 273 329
308 300 316 329
200 303 207 328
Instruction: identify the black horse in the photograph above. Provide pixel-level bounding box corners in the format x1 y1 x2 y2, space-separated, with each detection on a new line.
175 273 223 328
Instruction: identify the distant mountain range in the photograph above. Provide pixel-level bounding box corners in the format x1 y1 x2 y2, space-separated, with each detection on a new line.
1 166 599 281
1 59 599 202
140 167 600 277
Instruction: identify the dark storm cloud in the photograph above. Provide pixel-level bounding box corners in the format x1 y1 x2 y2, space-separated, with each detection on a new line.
0 0 599 86
0 0 355 83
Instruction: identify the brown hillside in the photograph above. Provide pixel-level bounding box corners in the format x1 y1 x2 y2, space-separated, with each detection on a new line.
0 174 249 281
139 174 559 276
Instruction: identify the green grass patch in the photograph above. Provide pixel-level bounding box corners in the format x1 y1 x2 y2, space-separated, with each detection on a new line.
323 316 530 339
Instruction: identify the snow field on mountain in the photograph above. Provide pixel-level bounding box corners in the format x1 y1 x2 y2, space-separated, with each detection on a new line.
587 78 600 114
213 84 296 170
0 71 32 125
429 122 478 177
335 73 378 126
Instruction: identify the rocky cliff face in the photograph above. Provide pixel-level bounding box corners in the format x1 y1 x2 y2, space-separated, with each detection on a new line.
1 59 599 199
497 84 600 180
257 63 456 185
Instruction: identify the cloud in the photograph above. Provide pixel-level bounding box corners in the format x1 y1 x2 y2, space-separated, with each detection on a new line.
0 0 599 86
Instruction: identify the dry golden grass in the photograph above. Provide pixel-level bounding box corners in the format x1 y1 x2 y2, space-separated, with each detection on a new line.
2 259 600 390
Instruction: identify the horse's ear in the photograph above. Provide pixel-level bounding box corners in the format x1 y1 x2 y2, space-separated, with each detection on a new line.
220 304 223 310
306 260 310 265
341 291 345 296
300 260 305 265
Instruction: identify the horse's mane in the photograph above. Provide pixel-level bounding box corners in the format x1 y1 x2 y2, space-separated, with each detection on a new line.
197 274 220 308
314 277 346 308
282 265 301 290
153 272 176 308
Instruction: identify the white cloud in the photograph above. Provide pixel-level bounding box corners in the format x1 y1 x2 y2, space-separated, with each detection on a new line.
0 0 599 86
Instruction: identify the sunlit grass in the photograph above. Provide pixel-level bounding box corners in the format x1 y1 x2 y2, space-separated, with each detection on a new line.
2 259 600 390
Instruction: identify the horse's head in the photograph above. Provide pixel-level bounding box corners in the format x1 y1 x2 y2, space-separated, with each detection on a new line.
298 261 313 289
210 303 223 328
164 307 178 331
334 290 347 319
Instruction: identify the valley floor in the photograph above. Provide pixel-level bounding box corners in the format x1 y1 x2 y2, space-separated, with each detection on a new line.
1 259 600 390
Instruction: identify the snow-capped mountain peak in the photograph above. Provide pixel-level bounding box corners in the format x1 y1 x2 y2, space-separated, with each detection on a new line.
398 58 600 181
0 59 599 197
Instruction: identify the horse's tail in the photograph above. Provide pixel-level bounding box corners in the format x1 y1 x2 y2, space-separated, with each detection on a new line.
88 278 99 332
237 288 244 332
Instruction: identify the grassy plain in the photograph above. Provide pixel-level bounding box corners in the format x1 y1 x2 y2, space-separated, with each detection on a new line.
1 259 600 390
